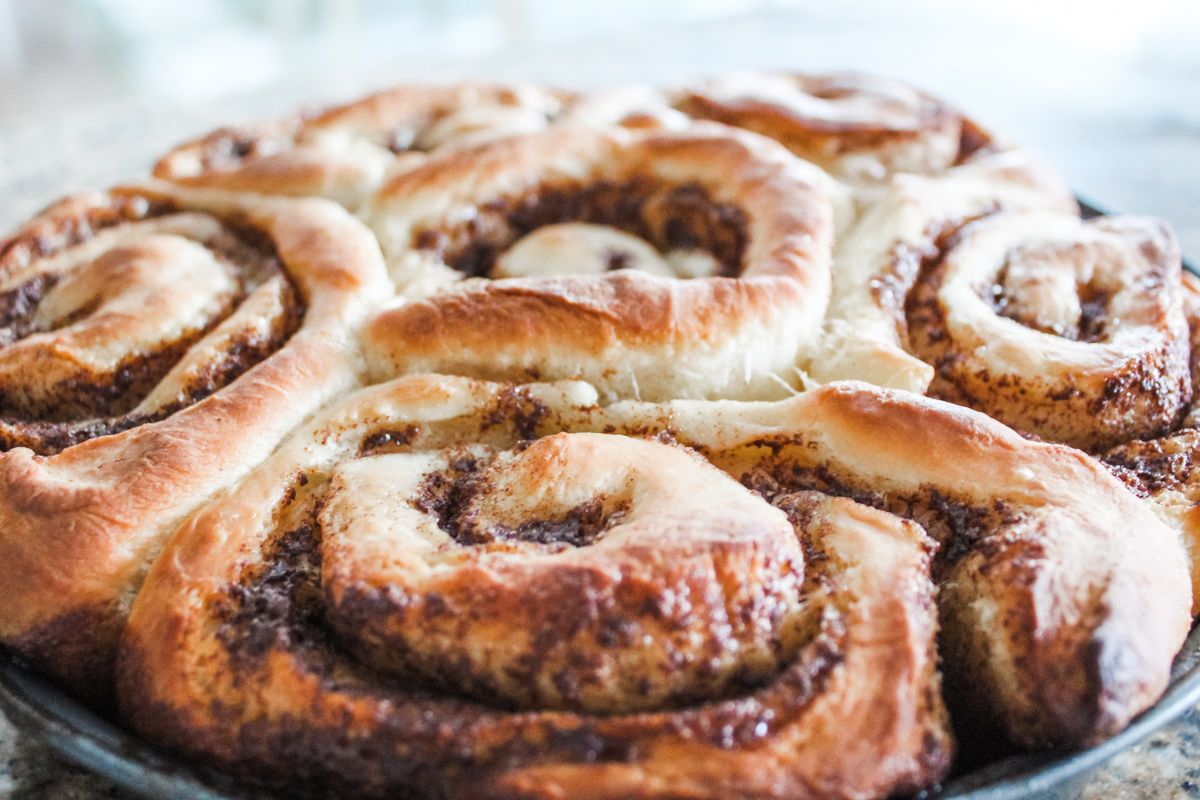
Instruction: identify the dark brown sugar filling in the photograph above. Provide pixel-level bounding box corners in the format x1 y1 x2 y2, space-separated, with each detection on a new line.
216 523 333 665
0 192 305 455
212 506 832 721
734 436 1018 577
983 263 1115 344
412 452 630 549
411 178 749 279
1104 430 1200 497
210 418 830 723
201 489 843 798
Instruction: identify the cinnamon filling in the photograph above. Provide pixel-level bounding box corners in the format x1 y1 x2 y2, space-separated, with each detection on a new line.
985 266 1115 344
213 503 839 733
0 195 305 455
412 179 748 279
0 274 60 345
1105 431 1200 497
737 436 1019 574
212 475 825 726
412 452 628 549
215 524 333 666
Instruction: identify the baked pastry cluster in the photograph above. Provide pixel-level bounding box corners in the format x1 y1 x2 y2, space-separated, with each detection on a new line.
0 72 1193 799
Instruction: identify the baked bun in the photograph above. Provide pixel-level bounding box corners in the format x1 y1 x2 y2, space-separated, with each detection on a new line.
360 123 841 401
807 146 1078 393
579 382 1191 748
573 71 990 181
907 211 1189 451
0 182 389 699
117 376 1189 799
154 83 572 208
119 375 952 800
0 70 1190 799
569 73 1080 396
675 71 971 178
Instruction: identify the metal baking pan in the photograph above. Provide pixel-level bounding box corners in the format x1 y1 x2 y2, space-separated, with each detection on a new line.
0 199 1195 800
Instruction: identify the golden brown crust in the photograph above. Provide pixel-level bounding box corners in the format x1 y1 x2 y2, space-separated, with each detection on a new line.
361 124 837 401
569 71 990 182
117 375 951 800
153 83 574 208
320 431 809 714
0 181 390 700
672 71 972 179
907 212 1189 451
806 146 1078 393
0 70 1191 797
573 381 1192 747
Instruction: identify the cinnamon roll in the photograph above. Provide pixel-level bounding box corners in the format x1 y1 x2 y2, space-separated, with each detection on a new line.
154 83 572 208
572 71 988 182
360 124 841 401
0 182 389 699
675 71 980 180
581 381 1191 748
567 73 1081 396
1091 273 1200 610
807 146 1078 393
1 68 1192 796
906 211 1189 452
118 375 951 800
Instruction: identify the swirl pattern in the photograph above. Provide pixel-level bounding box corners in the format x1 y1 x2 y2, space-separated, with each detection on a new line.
116 375 1189 799
0 182 389 697
586 381 1190 748
907 211 1189 451
808 146 1078 392
322 431 807 713
119 375 952 800
571 70 990 182
678 72 972 177
0 70 1193 799
360 123 840 401
0 191 296 453
154 83 572 207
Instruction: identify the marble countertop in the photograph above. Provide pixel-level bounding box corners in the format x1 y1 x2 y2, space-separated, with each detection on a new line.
1 5 1198 798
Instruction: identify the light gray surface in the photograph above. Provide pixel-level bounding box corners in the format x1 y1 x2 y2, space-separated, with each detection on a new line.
1 5 1198 798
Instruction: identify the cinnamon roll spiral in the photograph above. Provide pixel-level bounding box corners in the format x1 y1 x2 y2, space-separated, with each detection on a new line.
0 69 1190 796
673 71 978 180
360 124 840 401
0 182 389 698
567 72 1081 396
117 375 1190 798
808 146 1078 392
118 375 952 800
154 84 572 208
906 211 1189 452
572 71 988 182
583 381 1190 748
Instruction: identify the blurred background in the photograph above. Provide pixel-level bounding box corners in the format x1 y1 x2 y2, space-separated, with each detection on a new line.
1 0 1198 251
